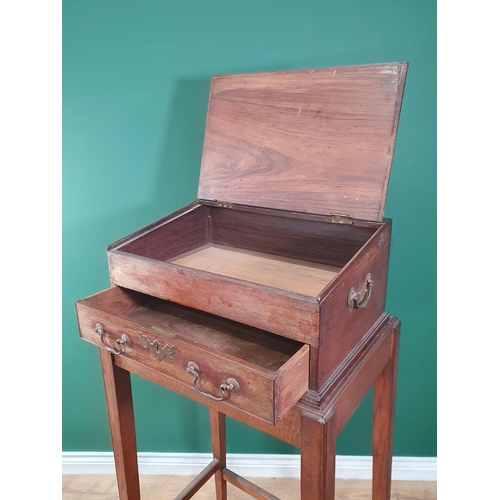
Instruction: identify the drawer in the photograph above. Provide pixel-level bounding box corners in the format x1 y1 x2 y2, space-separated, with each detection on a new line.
75 286 310 425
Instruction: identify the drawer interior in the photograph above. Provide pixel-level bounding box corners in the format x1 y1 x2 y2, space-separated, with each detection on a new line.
83 286 304 371
116 204 379 298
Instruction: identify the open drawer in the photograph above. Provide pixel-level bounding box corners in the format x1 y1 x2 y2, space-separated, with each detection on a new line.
76 286 310 425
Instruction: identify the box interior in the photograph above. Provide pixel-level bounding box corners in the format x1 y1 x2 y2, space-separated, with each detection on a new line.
117 204 379 298
86 287 303 371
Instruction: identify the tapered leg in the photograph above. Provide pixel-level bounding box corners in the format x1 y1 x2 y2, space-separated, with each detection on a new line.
372 323 400 500
300 409 336 500
100 350 141 500
210 408 227 500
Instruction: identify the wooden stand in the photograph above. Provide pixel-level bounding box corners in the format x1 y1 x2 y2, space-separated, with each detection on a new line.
99 314 400 500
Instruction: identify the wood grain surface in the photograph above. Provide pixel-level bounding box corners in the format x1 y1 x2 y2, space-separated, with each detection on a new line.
76 287 310 425
198 63 408 221
169 244 340 297
78 287 302 370
108 250 321 346
314 222 391 389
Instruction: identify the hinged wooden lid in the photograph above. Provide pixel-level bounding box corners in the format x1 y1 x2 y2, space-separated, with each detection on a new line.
198 62 407 221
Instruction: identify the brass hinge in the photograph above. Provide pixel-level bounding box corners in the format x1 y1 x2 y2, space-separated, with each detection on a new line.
331 214 353 225
216 200 233 209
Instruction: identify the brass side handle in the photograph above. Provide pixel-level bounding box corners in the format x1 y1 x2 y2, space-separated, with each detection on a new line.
186 361 240 401
95 323 132 355
347 273 374 312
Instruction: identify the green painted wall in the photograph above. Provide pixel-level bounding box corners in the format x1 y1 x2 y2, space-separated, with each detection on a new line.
63 0 436 457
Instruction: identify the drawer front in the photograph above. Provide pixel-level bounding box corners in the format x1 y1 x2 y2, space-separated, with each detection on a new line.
76 297 309 424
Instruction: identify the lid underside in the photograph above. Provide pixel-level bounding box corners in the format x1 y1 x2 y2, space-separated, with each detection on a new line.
198 62 408 221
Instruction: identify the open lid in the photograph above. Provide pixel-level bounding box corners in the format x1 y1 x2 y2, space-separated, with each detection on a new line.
198 62 407 221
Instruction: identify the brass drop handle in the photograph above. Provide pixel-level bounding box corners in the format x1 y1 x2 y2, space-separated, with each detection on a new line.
347 273 374 312
95 323 132 355
186 361 240 401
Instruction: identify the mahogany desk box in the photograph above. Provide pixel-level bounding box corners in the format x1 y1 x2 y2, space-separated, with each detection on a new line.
75 62 407 499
